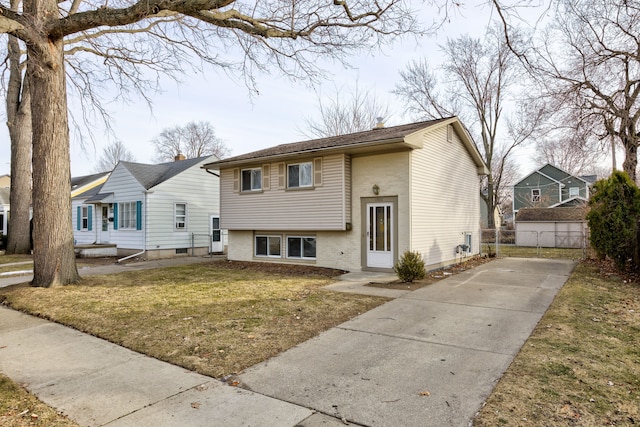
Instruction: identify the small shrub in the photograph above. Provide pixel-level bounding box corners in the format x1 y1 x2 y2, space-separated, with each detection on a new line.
394 250 426 282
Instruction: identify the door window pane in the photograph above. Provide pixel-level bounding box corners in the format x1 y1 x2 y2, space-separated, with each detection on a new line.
375 206 385 251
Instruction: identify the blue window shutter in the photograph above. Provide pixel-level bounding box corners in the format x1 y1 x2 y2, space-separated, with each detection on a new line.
76 206 81 230
113 203 118 230
136 201 142 230
87 206 93 231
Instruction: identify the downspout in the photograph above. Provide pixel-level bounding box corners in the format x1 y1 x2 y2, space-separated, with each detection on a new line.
117 190 149 263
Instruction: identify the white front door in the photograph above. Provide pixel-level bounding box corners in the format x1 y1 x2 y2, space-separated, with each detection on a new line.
210 215 223 253
98 205 110 244
366 202 394 268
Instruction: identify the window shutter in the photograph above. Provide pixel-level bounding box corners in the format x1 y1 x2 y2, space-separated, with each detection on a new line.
136 201 142 230
313 157 323 187
87 206 93 231
232 168 239 193
277 163 286 189
113 203 118 230
262 164 270 190
76 206 81 230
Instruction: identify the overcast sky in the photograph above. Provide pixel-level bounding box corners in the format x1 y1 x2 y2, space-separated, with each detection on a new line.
0 2 542 178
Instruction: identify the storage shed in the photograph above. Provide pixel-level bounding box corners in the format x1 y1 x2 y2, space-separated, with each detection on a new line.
515 207 588 248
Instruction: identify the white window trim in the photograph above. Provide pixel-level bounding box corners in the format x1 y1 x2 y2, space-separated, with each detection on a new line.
286 235 317 260
255 235 282 258
569 187 579 197
119 201 137 230
241 167 262 192
174 202 187 231
465 232 473 254
287 162 313 189
531 189 541 203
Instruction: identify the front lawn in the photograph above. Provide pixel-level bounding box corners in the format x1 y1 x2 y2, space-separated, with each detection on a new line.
0 260 388 379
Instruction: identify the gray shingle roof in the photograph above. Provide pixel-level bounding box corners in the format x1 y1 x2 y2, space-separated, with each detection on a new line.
71 172 110 191
206 118 452 166
516 207 587 222
120 156 214 190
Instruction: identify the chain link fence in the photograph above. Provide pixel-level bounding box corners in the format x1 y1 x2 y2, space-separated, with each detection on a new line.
481 228 591 259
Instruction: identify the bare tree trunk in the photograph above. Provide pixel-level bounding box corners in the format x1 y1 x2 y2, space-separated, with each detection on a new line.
26 0 79 287
622 140 638 184
5 23 32 255
486 180 496 229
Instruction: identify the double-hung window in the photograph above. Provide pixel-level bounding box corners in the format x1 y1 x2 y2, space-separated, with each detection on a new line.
175 203 187 230
531 189 541 203
241 168 262 192
569 187 579 197
255 235 281 257
81 206 89 230
119 201 137 229
288 162 312 188
287 236 316 259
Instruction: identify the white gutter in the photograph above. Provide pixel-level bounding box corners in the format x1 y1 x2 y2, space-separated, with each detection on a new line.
117 190 150 263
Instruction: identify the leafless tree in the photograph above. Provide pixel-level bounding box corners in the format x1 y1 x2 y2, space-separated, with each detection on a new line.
95 140 136 172
494 0 640 182
302 81 391 138
1 12 194 254
394 24 538 229
3 1 31 254
0 0 424 287
152 121 230 162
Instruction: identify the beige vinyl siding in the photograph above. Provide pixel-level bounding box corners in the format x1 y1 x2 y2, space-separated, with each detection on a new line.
351 151 412 264
410 125 481 268
145 163 219 250
220 154 350 231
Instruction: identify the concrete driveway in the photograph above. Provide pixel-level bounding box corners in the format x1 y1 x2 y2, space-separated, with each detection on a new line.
238 257 577 427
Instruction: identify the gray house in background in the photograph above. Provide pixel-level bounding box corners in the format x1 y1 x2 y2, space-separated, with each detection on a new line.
512 164 596 214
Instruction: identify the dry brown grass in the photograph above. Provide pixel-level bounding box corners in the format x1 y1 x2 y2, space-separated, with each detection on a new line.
0 374 79 427
0 254 32 265
473 260 640 426
0 260 387 379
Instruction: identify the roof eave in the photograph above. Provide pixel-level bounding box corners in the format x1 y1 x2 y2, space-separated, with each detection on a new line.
202 137 415 169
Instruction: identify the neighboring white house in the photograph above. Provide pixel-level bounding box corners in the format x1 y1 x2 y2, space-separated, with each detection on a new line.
72 155 221 259
203 117 488 272
0 187 9 238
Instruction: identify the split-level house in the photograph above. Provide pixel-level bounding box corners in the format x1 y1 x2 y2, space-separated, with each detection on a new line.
203 117 488 272
72 155 221 259
512 164 596 214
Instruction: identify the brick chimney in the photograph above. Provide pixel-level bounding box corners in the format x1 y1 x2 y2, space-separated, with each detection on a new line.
174 153 186 161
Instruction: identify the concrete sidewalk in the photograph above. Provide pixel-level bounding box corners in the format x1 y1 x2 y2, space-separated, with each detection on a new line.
0 257 576 426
